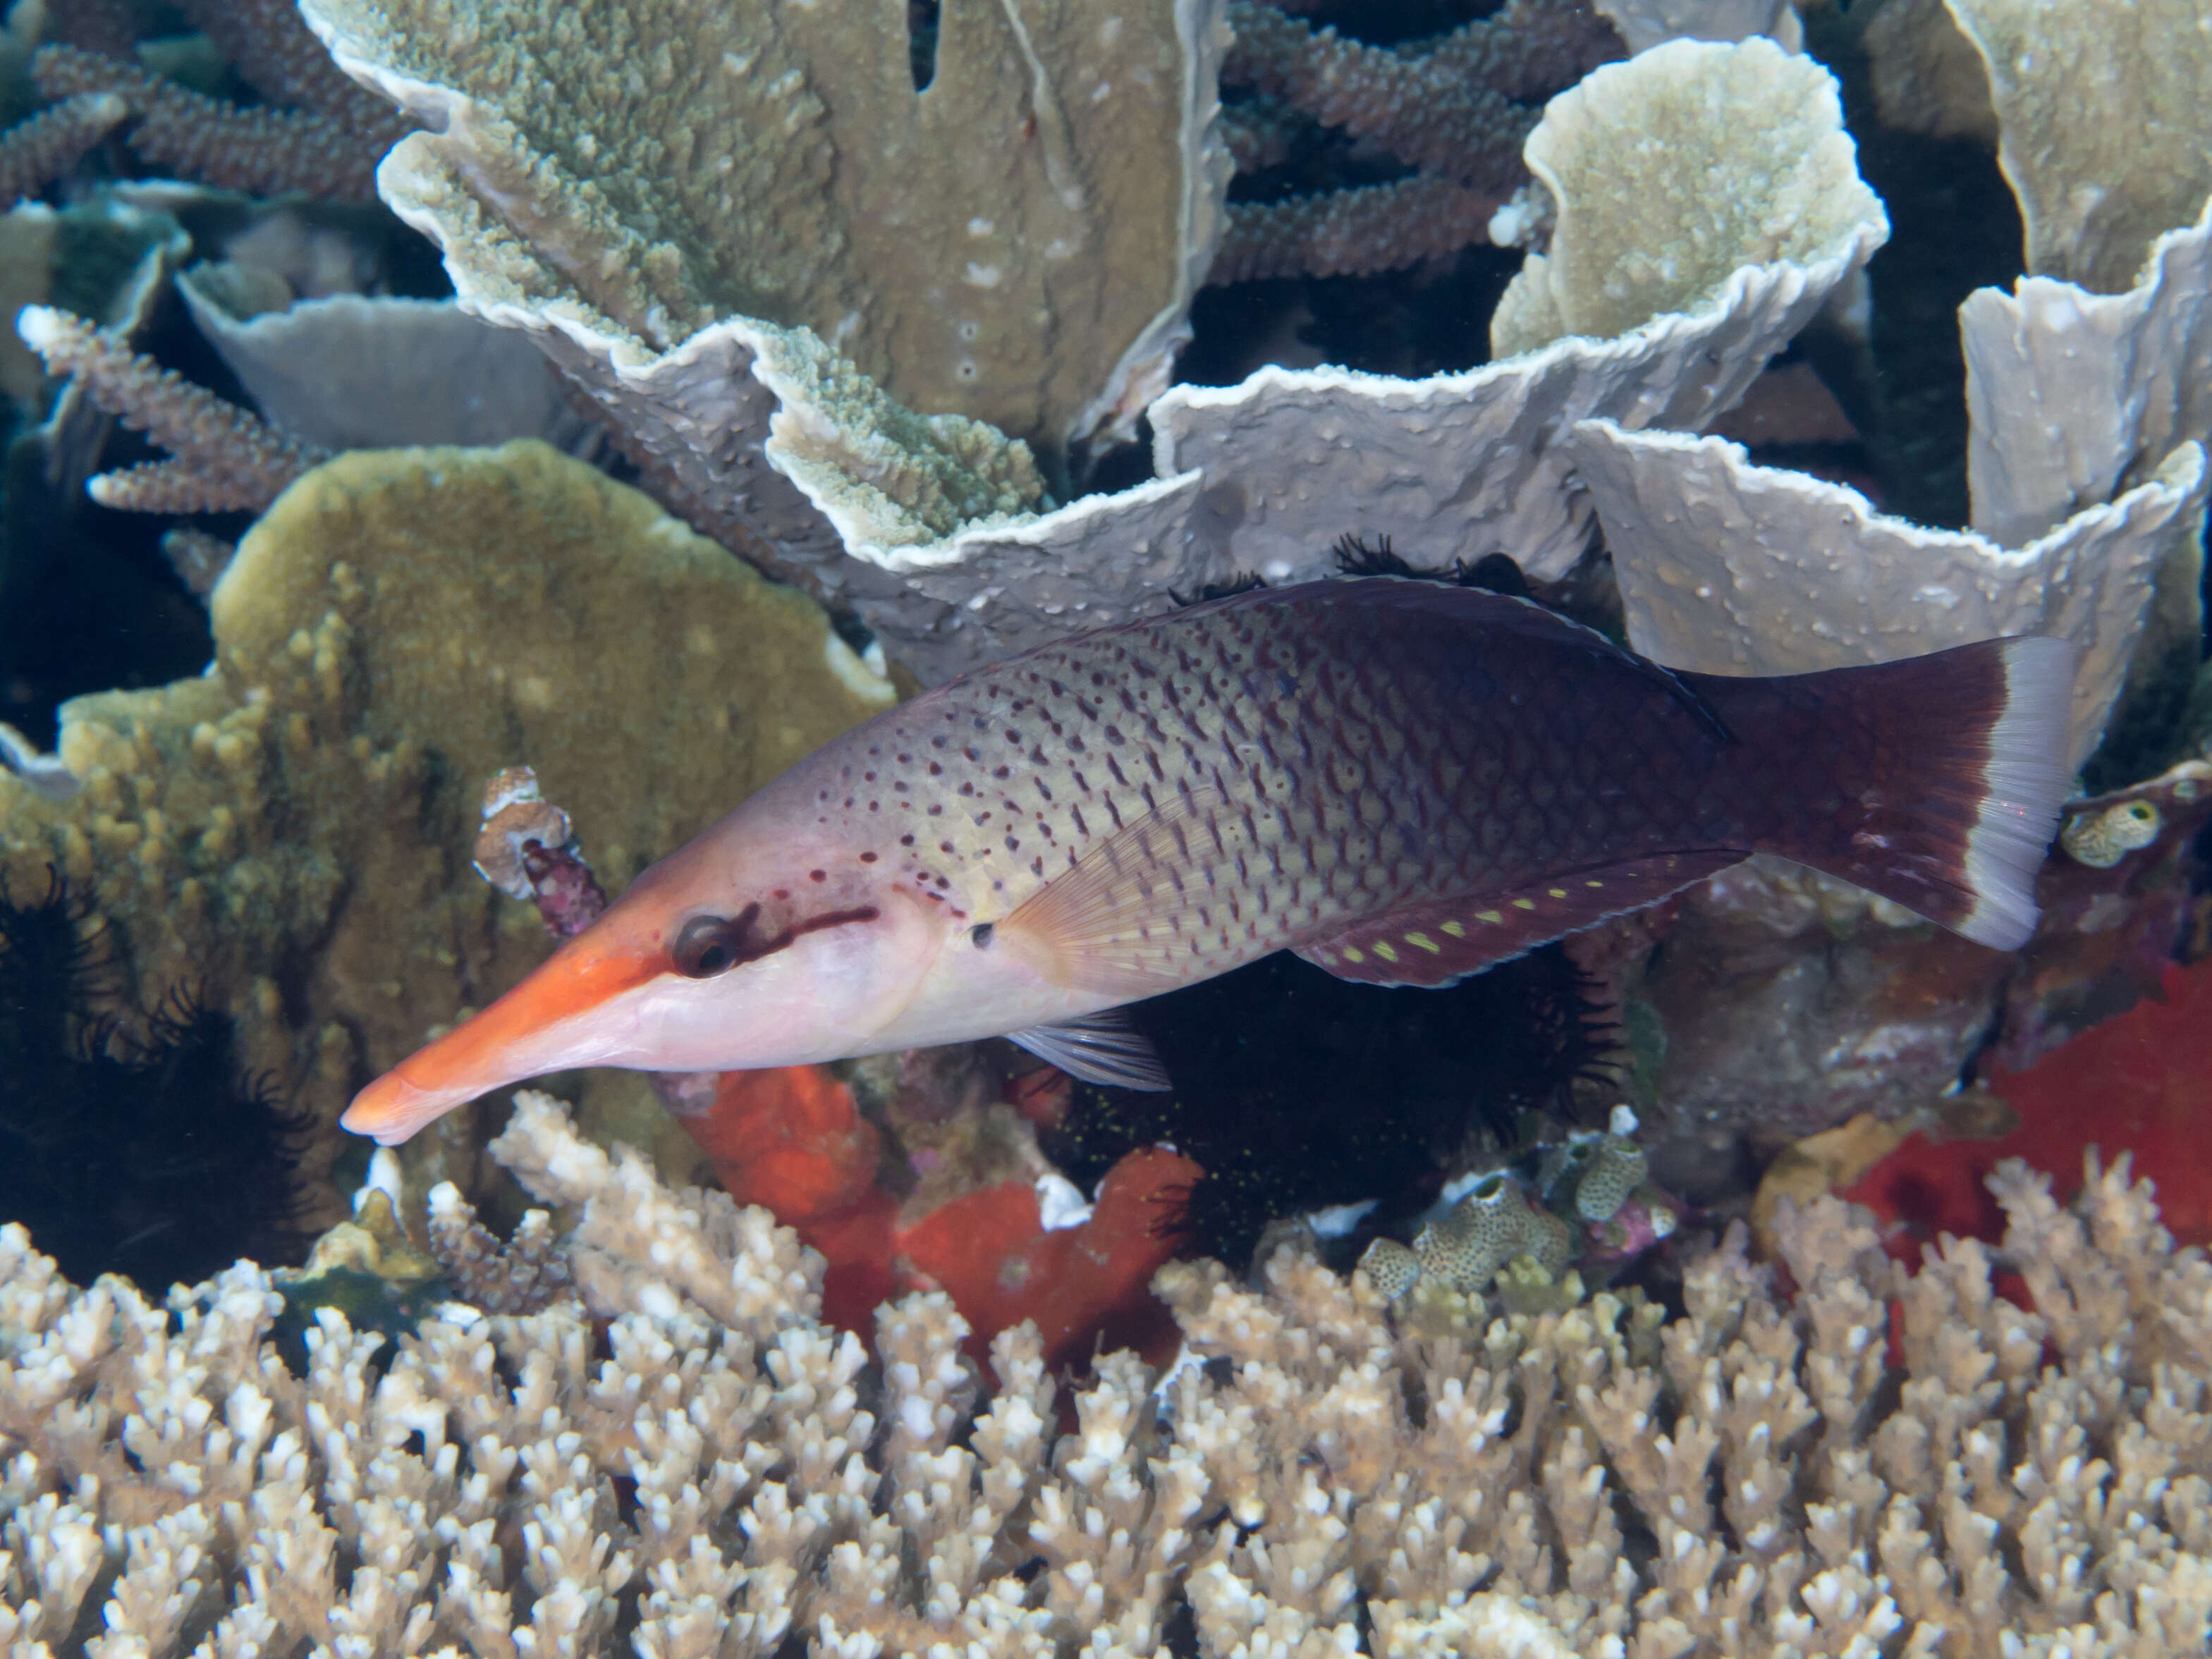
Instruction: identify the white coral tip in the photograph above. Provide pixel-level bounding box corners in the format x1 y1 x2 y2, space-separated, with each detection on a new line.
353 1147 404 1213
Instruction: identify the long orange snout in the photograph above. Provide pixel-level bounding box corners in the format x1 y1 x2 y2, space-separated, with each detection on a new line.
341 936 660 1145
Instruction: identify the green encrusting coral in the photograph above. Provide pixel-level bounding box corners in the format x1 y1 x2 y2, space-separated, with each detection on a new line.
0 439 897 1239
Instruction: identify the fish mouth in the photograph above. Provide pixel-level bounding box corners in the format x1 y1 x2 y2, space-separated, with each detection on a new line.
343 1069 460 1147
341 938 656 1145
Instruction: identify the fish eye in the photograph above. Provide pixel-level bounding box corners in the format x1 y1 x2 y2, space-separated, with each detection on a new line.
673 913 747 978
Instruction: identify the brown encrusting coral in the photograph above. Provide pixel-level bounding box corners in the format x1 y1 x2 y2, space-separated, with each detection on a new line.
5 1093 2208 1657
0 441 897 1230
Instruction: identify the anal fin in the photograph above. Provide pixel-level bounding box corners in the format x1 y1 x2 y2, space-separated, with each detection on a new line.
1295 852 1743 986
1007 1008 1172 1090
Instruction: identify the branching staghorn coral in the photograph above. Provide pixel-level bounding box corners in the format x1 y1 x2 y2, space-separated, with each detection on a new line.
175 0 410 148
6 1090 2209 1657
21 0 414 202
1214 0 1623 283
16 305 329 514
0 92 125 209
30 44 387 202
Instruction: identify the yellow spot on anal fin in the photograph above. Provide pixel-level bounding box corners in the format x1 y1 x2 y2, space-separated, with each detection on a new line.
1475 910 1503 924
1343 946 1365 963
1441 921 1465 937
1373 941 1400 962
1512 898 1536 912
1406 932 1440 953
1548 888 1568 898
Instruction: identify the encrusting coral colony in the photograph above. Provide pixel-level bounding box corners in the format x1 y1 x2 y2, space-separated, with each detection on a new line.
4 0 2212 1653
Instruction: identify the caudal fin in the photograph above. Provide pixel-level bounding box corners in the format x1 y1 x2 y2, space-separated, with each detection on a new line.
1687 637 2077 950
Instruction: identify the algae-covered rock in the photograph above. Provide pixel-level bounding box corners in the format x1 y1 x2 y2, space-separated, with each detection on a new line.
0 439 896 1228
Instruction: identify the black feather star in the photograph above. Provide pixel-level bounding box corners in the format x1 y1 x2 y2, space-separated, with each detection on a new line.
1046 944 1616 1271
1332 532 1531 598
0 869 311 1289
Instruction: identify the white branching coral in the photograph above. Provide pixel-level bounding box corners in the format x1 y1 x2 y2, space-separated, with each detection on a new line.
4 1097 2210 1656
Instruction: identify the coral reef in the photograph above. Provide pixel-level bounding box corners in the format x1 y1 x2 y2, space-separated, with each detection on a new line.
1597 751 2212 1191
175 276 604 456
0 441 896 1227
6 1097 2211 1655
1358 1108 1680 1326
0 191 211 743
1 40 2208 1659
1584 4 2212 786
30 44 386 201
671 1061 1201 1366
1995 760 2212 1068
262 9 1886 682
1561 0 2212 1161
449 763 1199 1364
1575 419 2206 772
0 92 125 209
1147 35 1887 599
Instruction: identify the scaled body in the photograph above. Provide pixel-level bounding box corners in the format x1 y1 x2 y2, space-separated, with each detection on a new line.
345 580 2075 1144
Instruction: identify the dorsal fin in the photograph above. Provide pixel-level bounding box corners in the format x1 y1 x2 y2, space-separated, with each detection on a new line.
1186 577 1737 743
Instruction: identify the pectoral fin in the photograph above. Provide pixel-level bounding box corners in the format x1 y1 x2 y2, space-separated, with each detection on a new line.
1007 1008 1172 1090
994 786 1233 999
1297 852 1742 986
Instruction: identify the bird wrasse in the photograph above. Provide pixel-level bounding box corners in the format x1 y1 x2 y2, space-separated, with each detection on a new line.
343 579 2076 1145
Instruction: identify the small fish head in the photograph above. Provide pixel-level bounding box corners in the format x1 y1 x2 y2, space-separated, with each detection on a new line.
609 833 948 1070
340 827 947 1145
